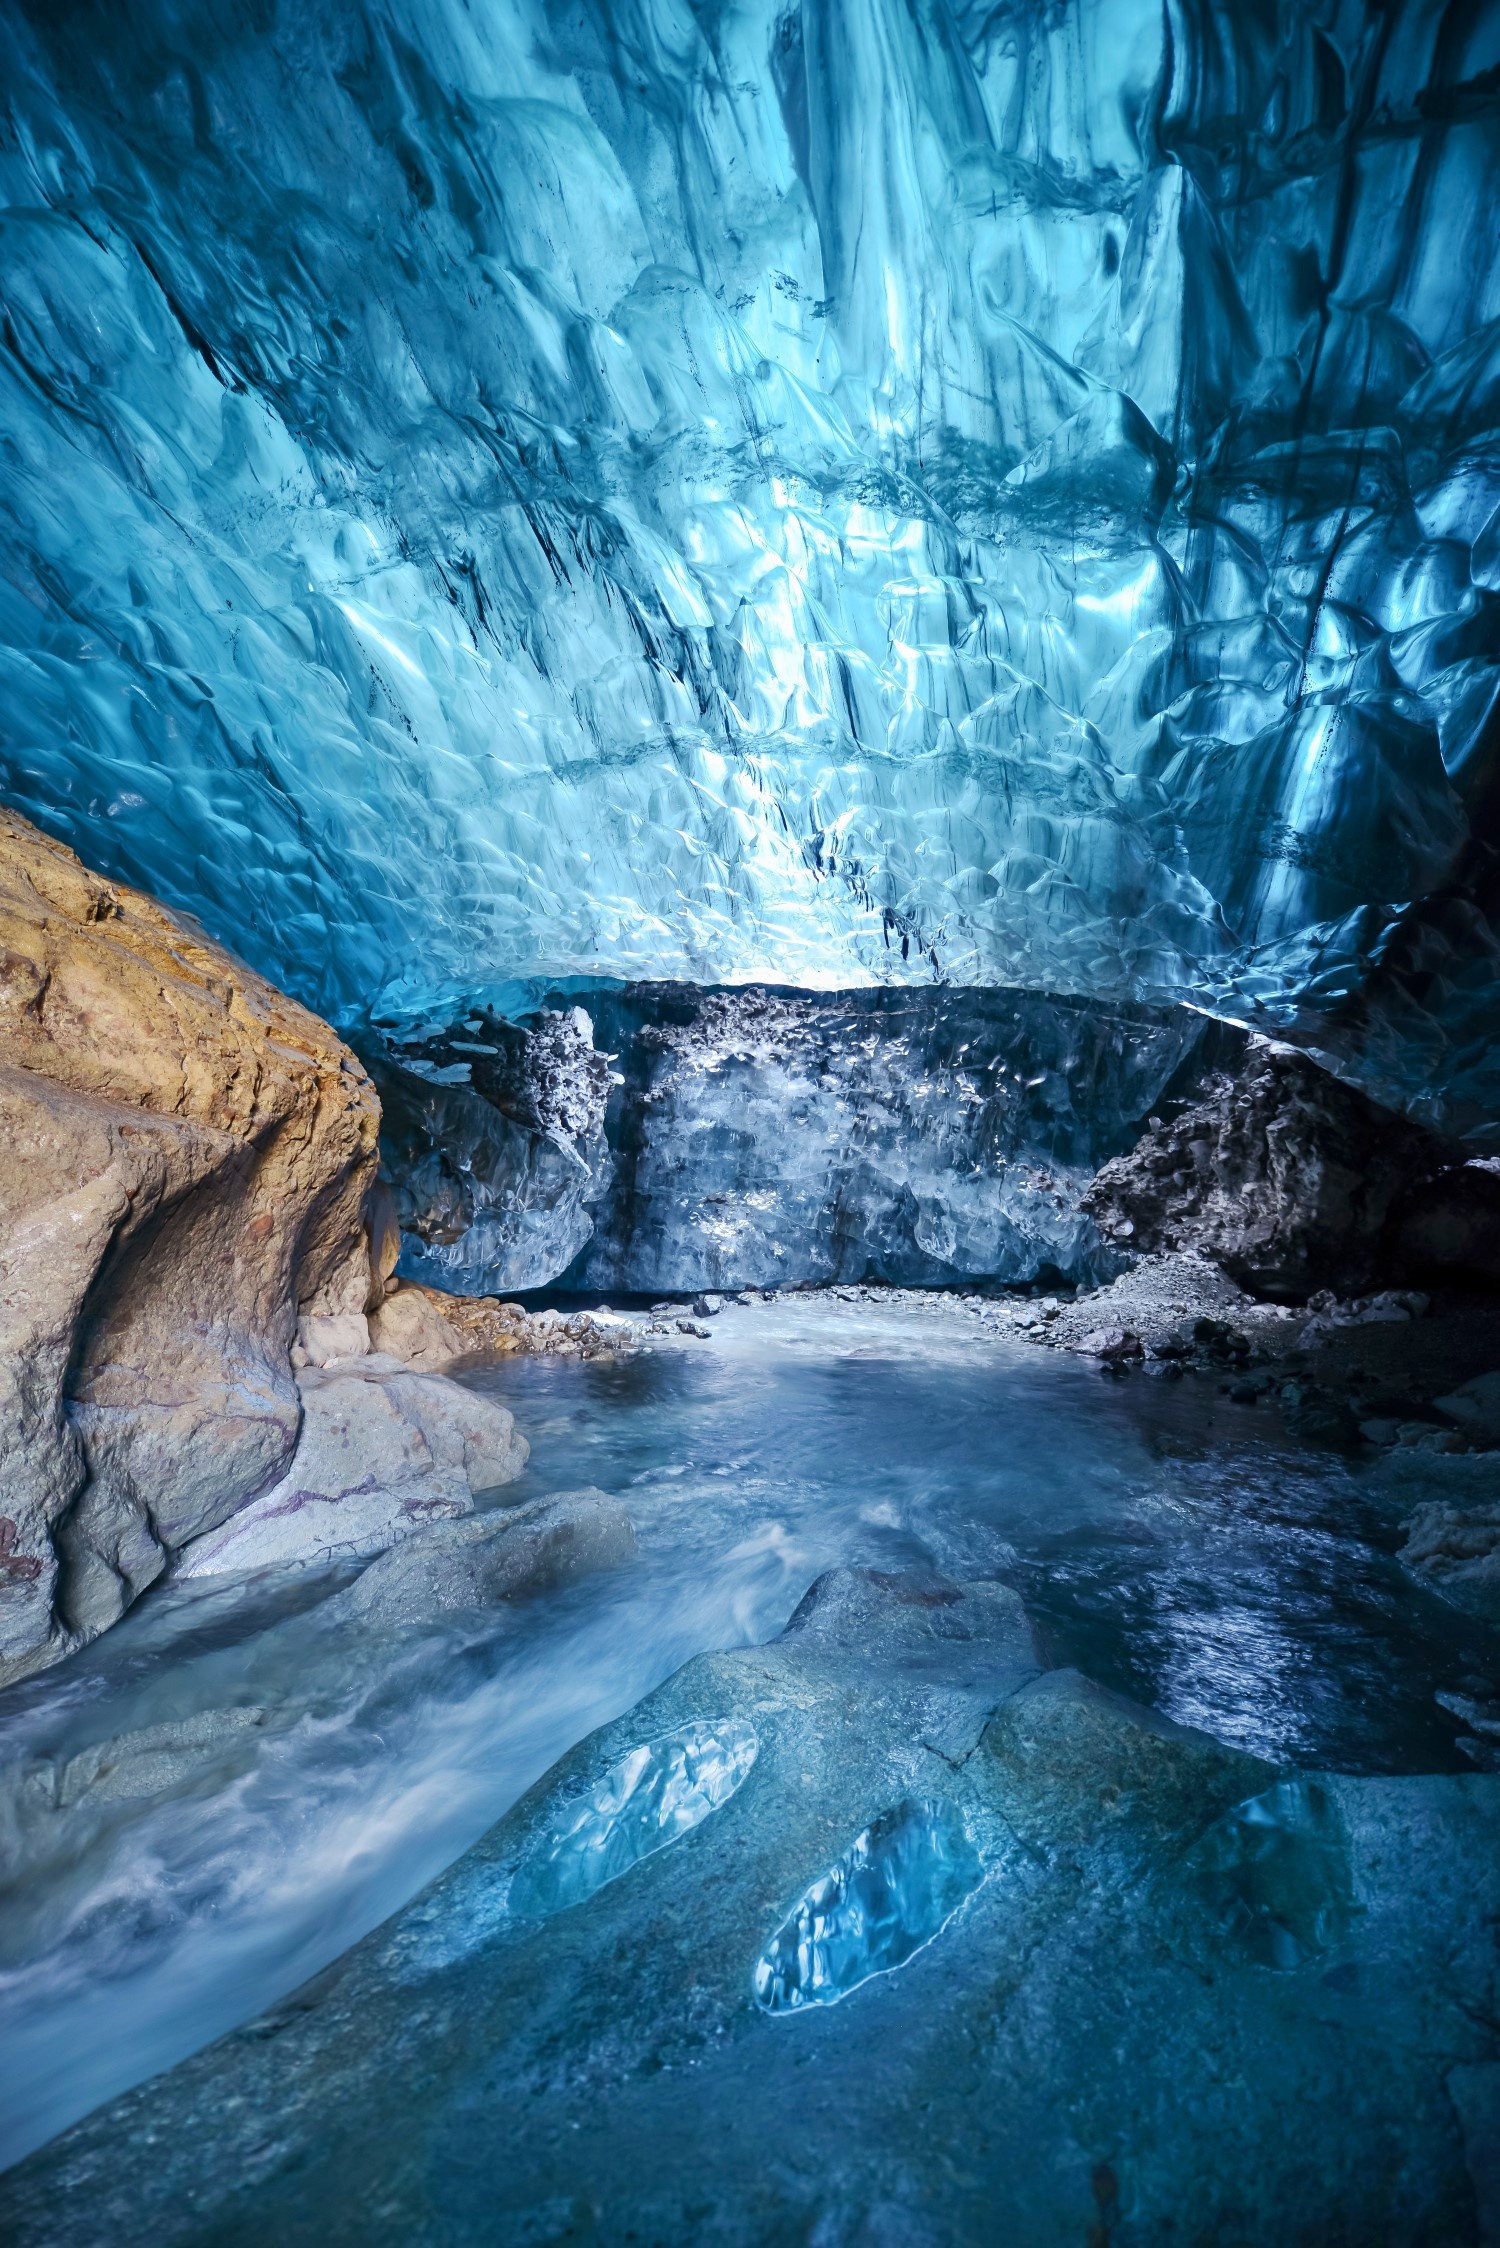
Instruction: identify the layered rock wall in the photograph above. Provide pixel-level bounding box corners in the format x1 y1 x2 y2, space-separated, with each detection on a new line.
0 809 380 1681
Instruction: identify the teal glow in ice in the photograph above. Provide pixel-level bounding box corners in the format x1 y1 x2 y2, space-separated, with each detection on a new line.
1 3 1499 1123
508 1718 758 1916
753 1796 983 2011
1190 1777 1359 1972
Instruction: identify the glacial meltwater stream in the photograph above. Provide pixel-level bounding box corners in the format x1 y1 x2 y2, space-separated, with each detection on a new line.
0 1296 1493 2171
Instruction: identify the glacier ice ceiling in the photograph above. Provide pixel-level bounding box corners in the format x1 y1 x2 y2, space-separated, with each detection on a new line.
2 0 1500 1125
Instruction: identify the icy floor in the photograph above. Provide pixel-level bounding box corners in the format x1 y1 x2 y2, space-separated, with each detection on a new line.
0 1296 1494 2169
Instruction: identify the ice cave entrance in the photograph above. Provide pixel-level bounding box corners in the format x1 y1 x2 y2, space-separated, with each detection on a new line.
2 0 1500 2239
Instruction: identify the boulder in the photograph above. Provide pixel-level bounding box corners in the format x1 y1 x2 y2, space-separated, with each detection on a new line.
1434 1370 1500 1448
177 1360 527 1578
1392 1159 1500 1287
367 1280 528 1371
41 1707 272 1812
0 809 379 1680
368 1279 632 1369
295 1311 372 1367
341 1489 635 1627
1082 1039 1455 1299
1072 1325 1142 1361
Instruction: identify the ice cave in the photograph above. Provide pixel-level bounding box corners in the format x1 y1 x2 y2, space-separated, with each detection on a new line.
2 0 1500 2238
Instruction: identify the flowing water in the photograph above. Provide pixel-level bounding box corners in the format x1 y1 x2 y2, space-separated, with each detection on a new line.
0 1296 1492 2170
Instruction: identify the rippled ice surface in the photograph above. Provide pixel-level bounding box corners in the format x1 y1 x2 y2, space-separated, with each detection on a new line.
753 1796 984 2014
508 1718 759 1919
0 1296 1493 2167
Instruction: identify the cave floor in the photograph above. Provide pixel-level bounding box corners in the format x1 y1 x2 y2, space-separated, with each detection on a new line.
1 1298 1498 2238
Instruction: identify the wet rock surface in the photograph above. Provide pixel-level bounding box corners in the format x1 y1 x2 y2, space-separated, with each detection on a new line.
0 809 379 1684
338 1489 634 1630
20 1705 274 1816
3 1565 1495 2247
175 1359 528 1578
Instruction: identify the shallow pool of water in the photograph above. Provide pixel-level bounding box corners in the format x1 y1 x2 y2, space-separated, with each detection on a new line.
0 1296 1492 2168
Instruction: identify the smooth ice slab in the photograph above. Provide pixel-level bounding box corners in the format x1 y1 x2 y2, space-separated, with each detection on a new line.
507 1719 758 1918
753 1797 983 2013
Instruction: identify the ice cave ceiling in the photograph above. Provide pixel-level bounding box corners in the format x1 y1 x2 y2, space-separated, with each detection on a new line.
2 0 1500 1127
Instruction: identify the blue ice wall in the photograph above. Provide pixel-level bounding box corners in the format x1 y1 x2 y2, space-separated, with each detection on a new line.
1 2 1499 1123
372 982 1212 1294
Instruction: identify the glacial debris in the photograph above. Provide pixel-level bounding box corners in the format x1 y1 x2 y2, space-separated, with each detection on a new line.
1081 1039 1464 1299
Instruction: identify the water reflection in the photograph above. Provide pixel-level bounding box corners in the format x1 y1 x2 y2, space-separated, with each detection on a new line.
0 1297 1491 2164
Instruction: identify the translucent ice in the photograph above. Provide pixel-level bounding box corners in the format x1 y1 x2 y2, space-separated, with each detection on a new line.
376 982 1209 1292
1 5 1498 1125
508 1718 758 1917
753 1797 982 2012
1190 1778 1358 1972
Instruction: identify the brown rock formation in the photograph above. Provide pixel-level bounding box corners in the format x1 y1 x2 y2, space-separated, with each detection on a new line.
367 1281 531 1371
368 1278 631 1369
0 809 380 1683
175 1356 530 1579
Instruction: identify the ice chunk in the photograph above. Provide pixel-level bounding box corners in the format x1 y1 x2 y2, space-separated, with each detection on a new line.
753 1798 982 2012
508 1719 758 1917
1189 1779 1358 1972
